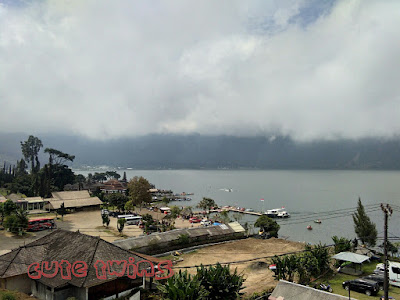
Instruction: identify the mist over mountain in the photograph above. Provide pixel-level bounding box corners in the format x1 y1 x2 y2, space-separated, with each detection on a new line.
1 133 400 170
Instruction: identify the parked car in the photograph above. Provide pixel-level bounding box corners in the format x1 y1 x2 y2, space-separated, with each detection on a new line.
342 278 379 296
108 211 118 217
200 219 212 226
189 217 201 223
374 263 384 274
362 274 384 290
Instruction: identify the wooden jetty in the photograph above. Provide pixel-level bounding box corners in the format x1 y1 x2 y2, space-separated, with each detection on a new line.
210 208 262 216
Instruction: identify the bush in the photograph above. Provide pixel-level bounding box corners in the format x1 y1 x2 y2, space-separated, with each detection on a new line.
157 270 209 299
196 263 245 300
177 234 190 245
4 215 21 234
1 292 16 300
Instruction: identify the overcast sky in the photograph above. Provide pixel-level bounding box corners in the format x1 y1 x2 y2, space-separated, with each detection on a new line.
0 0 399 141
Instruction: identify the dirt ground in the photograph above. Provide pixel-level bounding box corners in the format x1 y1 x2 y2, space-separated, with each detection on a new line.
0 208 201 252
172 237 305 296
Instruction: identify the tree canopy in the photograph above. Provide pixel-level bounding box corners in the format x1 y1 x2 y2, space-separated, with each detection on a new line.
254 215 280 238
353 198 377 247
197 197 217 211
127 176 152 207
20 135 42 173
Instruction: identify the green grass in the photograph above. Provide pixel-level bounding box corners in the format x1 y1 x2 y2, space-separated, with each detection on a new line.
319 261 400 299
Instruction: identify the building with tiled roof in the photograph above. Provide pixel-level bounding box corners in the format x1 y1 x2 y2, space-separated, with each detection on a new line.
100 180 127 194
0 230 159 300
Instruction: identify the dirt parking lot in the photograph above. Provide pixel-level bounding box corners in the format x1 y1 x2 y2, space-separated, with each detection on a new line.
0 208 201 252
172 238 305 296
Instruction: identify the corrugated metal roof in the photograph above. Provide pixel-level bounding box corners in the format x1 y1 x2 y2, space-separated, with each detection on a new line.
113 222 245 251
47 197 102 209
270 280 356 300
52 190 92 200
332 252 370 264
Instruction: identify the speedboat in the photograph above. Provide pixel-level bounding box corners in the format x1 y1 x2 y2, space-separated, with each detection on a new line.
314 219 322 224
307 225 313 230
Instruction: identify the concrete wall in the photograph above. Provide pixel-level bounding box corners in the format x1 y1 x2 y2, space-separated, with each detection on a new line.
0 274 32 294
32 281 54 300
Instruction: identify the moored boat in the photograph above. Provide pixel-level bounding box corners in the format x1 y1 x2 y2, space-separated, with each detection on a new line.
264 207 290 218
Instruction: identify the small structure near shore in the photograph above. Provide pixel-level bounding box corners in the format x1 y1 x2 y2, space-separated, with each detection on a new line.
113 222 246 255
332 251 370 275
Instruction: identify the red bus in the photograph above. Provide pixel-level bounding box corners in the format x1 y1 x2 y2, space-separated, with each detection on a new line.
27 218 56 232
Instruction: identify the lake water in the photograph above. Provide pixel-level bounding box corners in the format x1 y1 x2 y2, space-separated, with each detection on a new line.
76 169 400 245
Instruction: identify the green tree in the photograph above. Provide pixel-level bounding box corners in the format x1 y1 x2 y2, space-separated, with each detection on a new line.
219 210 231 224
93 172 107 182
44 148 75 166
196 263 245 300
117 218 126 235
170 206 182 219
105 171 121 180
124 200 135 212
4 214 23 234
15 159 28 176
105 193 128 211
254 215 280 238
21 135 43 195
75 174 85 191
157 270 209 300
197 197 217 211
0 202 4 225
127 176 152 209
21 135 43 173
353 198 377 247
332 236 352 253
3 199 17 216
142 214 154 223
14 208 28 233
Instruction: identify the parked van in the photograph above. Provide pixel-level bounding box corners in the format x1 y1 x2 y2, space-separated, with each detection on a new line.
117 214 142 225
375 261 400 287
125 216 142 225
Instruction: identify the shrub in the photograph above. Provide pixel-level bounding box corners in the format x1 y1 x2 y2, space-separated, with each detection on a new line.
1 292 16 300
157 270 208 300
196 263 245 300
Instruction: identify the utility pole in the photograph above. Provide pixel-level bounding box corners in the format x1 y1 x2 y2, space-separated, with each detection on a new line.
381 203 393 300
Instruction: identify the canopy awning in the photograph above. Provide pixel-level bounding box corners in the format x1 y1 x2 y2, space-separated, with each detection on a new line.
332 252 370 264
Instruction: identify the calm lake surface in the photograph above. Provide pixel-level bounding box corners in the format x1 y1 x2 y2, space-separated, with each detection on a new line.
76 169 400 245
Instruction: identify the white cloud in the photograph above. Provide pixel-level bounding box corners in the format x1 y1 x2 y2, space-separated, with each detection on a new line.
0 0 399 141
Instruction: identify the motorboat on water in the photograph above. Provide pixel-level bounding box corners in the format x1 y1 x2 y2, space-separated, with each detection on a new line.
314 219 322 224
307 225 313 230
264 208 290 218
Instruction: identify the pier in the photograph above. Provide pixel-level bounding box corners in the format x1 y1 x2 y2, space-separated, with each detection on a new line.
210 208 262 216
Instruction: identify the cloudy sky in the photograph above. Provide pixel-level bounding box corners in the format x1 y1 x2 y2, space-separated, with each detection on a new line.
0 0 399 141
